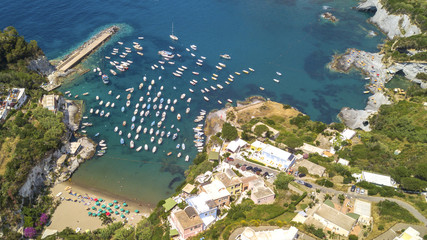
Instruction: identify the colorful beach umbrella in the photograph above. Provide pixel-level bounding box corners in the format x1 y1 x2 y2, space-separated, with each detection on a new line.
106 212 110 216
94 198 98 202
92 206 96 210
99 198 103 202
125 210 130 214
120 208 124 212
135 209 139 213
114 200 118 203
115 211 119 215
88 212 92 216
102 210 106 214
101 204 106 208
114 205 119 209
123 203 128 207
95 202 100 206
121 214 125 218
108 203 113 207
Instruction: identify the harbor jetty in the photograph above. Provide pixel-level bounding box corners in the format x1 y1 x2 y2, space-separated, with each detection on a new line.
56 26 119 73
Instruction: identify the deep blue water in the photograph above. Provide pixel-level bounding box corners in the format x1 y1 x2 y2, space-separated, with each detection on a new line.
1 0 385 204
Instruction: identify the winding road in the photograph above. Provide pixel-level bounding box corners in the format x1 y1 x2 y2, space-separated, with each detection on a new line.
230 158 427 226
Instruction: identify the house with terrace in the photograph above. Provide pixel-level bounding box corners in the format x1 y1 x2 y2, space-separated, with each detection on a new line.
185 192 218 229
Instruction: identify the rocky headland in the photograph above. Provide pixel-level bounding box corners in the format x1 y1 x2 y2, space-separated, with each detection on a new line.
330 0 426 131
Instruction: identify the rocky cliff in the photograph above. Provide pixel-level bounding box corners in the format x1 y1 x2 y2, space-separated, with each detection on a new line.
27 55 56 76
356 0 421 39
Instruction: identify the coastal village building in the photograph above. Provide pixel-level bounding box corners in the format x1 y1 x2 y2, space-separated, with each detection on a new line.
236 226 299 240
354 199 372 224
337 158 350 166
171 206 204 239
0 88 27 121
242 175 259 191
200 179 230 207
41 94 61 113
297 159 326 177
227 139 248 153
250 140 296 171
185 192 218 228
341 129 356 141
355 171 397 188
214 168 242 195
312 203 358 237
299 143 325 155
249 179 275 205
393 227 422 240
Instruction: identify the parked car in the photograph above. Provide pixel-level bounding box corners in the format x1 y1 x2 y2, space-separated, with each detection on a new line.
361 189 365 194
356 188 360 194
254 167 262 172
304 182 313 188
246 166 253 171
351 185 356 192
294 171 299 177
296 180 304 185
298 173 306 178
227 157 234 161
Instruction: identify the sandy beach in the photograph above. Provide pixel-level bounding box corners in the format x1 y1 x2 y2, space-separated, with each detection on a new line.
48 181 153 233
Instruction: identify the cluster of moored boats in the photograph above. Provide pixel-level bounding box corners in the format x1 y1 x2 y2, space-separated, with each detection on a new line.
75 30 287 162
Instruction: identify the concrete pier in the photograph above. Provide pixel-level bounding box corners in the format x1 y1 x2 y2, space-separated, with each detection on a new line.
56 26 119 73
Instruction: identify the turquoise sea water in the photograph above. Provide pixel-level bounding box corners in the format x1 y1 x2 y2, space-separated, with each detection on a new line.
1 0 385 204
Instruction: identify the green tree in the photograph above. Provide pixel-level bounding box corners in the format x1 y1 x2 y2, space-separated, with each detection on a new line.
221 122 238 141
338 194 345 204
349 234 358 240
274 173 294 190
400 177 427 192
298 166 308 175
415 163 427 181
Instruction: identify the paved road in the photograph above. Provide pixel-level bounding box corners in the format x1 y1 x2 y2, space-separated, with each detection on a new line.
303 181 427 226
229 157 427 226
373 223 427 240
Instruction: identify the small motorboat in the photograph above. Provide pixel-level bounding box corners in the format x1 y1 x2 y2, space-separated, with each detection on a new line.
182 143 185 150
177 113 181 120
185 155 189 162
114 126 119 132
152 146 157 153
120 138 125 145
144 144 149 151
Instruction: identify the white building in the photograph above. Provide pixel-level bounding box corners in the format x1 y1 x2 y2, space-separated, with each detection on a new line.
360 171 397 188
41 94 61 113
312 204 357 237
337 158 350 166
6 88 27 109
250 141 296 171
394 227 422 240
341 129 356 141
236 226 298 240
185 192 217 228
227 139 247 153
354 199 372 224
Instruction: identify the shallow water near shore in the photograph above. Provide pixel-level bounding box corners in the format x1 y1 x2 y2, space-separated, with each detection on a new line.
1 0 385 204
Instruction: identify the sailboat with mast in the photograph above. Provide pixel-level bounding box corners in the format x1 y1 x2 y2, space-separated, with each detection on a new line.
170 22 178 41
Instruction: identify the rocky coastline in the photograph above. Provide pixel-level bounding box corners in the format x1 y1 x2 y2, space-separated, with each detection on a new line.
330 0 426 131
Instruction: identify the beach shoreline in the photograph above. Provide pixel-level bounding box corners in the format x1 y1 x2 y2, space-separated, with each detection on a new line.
48 181 153 233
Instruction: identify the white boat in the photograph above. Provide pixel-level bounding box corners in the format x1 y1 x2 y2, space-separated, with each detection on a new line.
106 102 111 107
139 96 144 102
219 63 226 68
217 84 223 89
180 93 186 99
170 22 178 41
259 87 265 91
204 96 209 101
152 146 157 153
173 99 177 104
130 141 134 149
150 136 155 142
139 83 144 89
136 146 142 152
186 108 190 114
276 72 282 76
149 128 154 135
126 100 131 107
105 112 110 117
177 152 182 158
192 71 199 75
110 69 117 75
249 68 255 72
127 133 132 139
119 130 122 135
190 45 197 50
90 108 94 114
135 134 139 140
144 144 148 151
114 126 118 132
177 113 181 120
189 88 194 93
158 138 163 145
99 100 104 106
116 95 120 99
143 128 147 134
218 100 222 104
187 98 192 103
136 125 142 133
170 106 175 112
273 79 280 83
185 155 189 162
220 54 231 59
100 110 105 117
111 103 115 108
